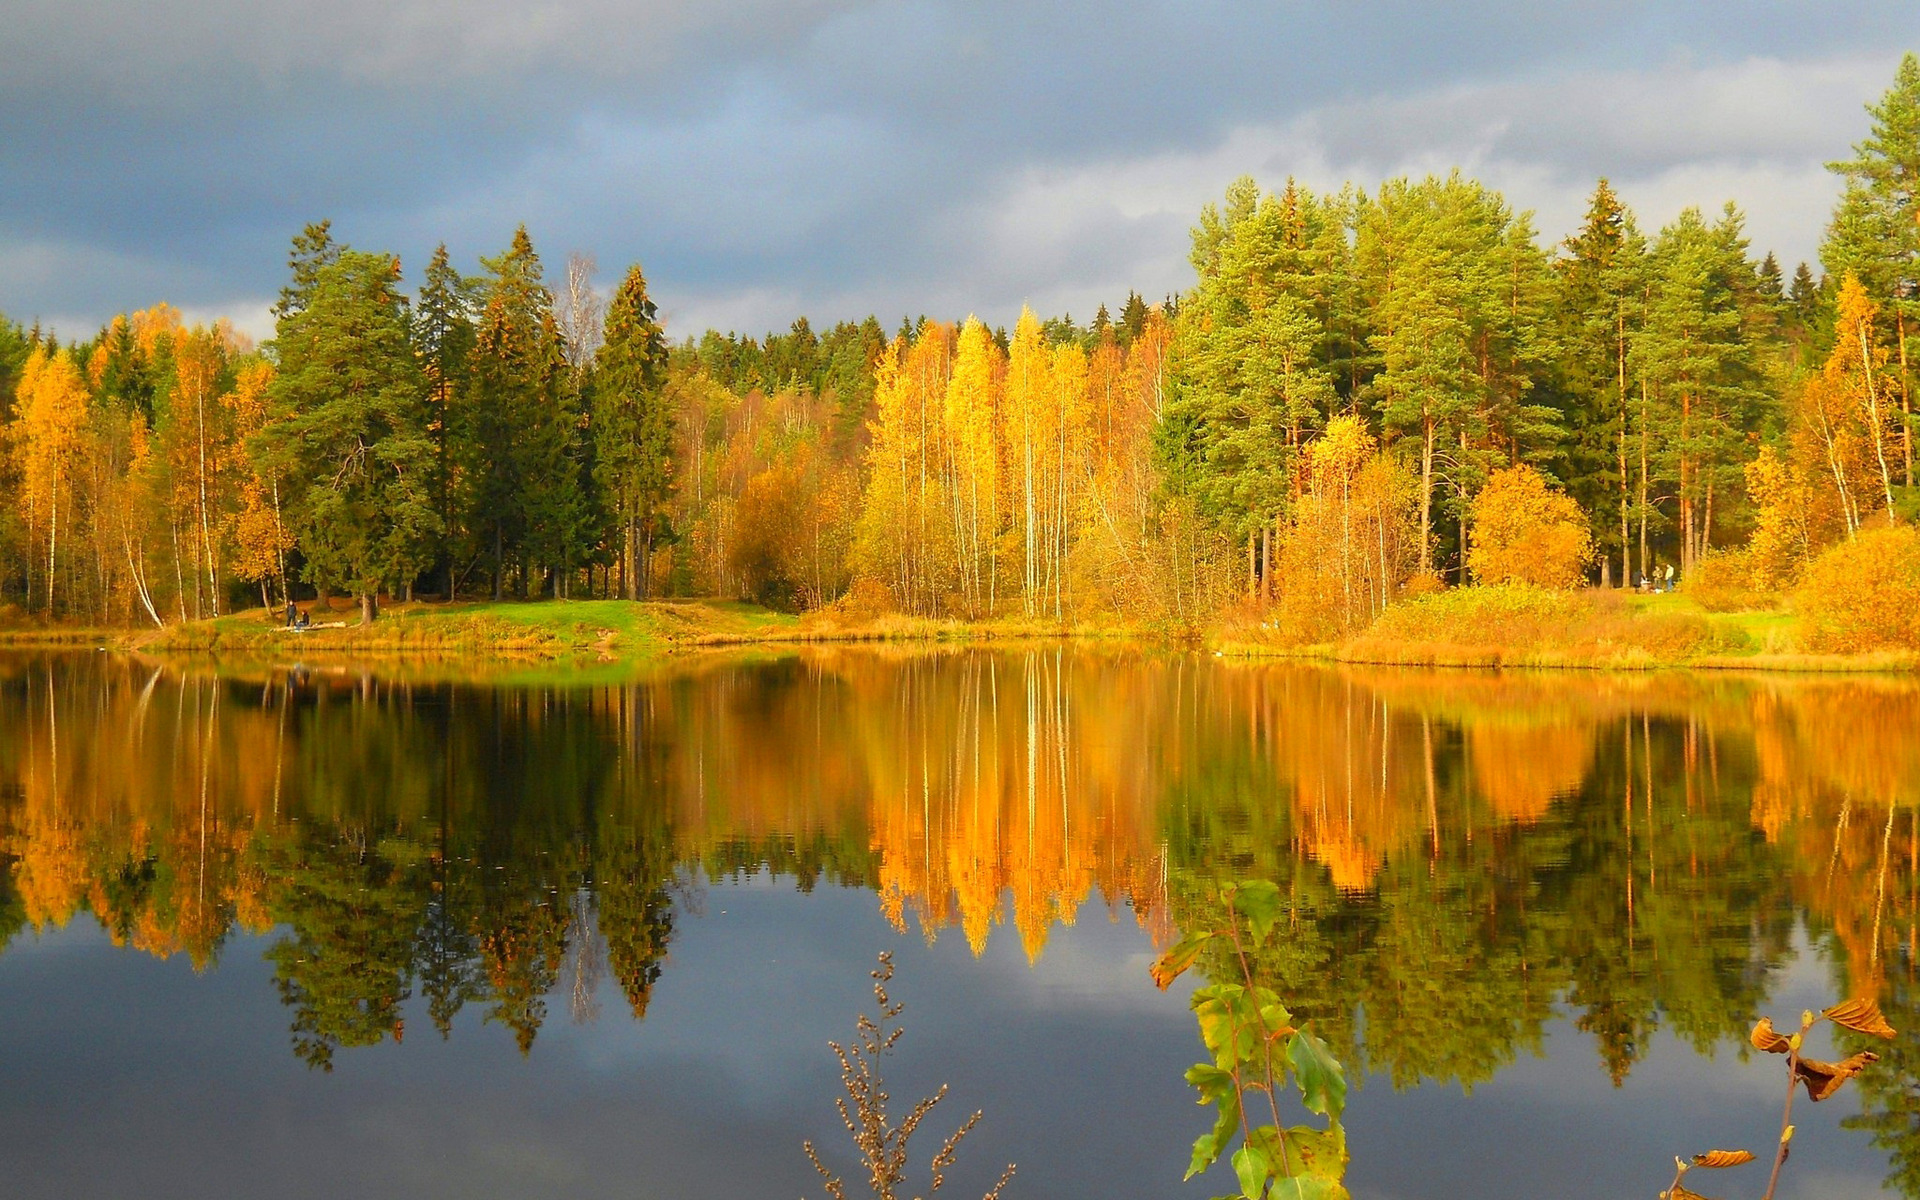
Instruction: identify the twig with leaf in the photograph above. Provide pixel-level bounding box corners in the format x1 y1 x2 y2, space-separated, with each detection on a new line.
805 951 1015 1200
1152 880 1350 1200
1660 996 1895 1200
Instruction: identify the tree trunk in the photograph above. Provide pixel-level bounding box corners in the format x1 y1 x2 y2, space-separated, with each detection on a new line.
642 526 655 600
1260 525 1271 603
1637 382 1650 583
1899 308 1912 487
623 514 637 601
1703 476 1715 559
1617 311 1630 587
1680 390 1695 577
47 472 58 619
1861 323 1898 521
360 592 378 624
1419 414 1434 576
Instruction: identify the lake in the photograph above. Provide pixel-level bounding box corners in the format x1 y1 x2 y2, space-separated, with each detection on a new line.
0 648 1912 1199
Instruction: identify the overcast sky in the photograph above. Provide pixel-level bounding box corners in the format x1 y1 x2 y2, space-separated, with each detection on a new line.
2 2 1914 344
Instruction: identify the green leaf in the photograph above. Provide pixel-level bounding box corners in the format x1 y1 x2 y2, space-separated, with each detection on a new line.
1152 931 1215 990
1267 1178 1348 1200
1230 880 1283 944
1195 985 1262 1069
1287 1026 1347 1121
1186 1063 1236 1104
1185 1078 1242 1180
1257 998 1296 1040
1269 1123 1347 1181
1233 1145 1271 1200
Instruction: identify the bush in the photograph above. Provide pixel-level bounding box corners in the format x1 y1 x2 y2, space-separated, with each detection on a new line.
1794 524 1920 653
1468 466 1594 588
1685 548 1778 613
1343 582 1728 665
1364 582 1586 647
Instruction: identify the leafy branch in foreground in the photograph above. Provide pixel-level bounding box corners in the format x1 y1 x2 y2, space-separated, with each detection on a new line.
1660 996 1896 1200
804 951 1014 1200
1152 880 1349 1200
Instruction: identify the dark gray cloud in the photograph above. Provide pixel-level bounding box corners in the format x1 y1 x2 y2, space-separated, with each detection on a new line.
2 1 1914 341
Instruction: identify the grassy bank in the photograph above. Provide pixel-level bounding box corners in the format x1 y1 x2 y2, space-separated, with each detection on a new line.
113 596 1137 664
1216 585 1920 673
3 587 1912 675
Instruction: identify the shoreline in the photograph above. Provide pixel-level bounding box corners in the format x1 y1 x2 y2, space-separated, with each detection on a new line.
1 593 1914 677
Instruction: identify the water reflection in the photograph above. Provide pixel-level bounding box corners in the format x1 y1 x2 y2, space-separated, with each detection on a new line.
0 651 1915 1184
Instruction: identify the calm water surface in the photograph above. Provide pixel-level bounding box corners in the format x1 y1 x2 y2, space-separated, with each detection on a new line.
0 649 1915 1199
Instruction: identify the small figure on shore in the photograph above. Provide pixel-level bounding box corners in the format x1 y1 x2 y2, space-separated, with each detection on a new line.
285 600 297 628
1664 563 1676 592
296 609 311 629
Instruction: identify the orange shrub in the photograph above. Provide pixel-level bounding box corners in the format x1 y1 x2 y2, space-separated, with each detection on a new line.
1793 524 1920 652
1467 465 1593 589
1685 548 1778 613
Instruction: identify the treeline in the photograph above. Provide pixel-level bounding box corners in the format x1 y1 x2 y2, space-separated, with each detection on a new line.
3 55 1915 628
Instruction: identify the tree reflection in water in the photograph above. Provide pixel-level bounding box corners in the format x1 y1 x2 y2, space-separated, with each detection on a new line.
0 651 1914 1184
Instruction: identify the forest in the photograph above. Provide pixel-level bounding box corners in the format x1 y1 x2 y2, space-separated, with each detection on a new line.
1 56 1915 642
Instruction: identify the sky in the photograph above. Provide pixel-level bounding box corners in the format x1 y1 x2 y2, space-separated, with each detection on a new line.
2 2 1915 345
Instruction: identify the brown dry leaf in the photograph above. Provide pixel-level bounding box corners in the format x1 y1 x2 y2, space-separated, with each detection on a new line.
1795 1051 1880 1102
1823 998 1897 1039
1691 1150 1756 1169
1750 1017 1793 1054
1665 1184 1719 1200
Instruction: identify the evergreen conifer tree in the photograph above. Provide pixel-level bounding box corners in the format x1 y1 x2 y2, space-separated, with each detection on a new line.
266 248 439 621
594 263 672 599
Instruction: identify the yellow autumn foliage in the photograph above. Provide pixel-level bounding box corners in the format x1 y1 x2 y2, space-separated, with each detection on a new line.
1793 524 1920 653
1467 464 1593 589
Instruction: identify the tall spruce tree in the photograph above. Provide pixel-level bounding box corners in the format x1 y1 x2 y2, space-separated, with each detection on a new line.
593 264 671 599
1553 179 1647 584
414 243 476 599
458 226 583 599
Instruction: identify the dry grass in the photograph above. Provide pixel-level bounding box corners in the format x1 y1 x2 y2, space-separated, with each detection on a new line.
1222 584 1766 670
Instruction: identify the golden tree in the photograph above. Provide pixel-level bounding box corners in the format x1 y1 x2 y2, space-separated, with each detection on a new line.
10 347 94 617
942 318 1003 617
1467 464 1594 588
1275 415 1420 637
221 361 293 607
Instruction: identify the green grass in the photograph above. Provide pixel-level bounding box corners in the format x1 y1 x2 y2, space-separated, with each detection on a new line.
140 597 809 662
128 595 1138 670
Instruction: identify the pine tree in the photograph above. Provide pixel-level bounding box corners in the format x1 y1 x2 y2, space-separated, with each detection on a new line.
1633 205 1772 575
266 249 440 621
273 221 341 321
1363 174 1550 578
